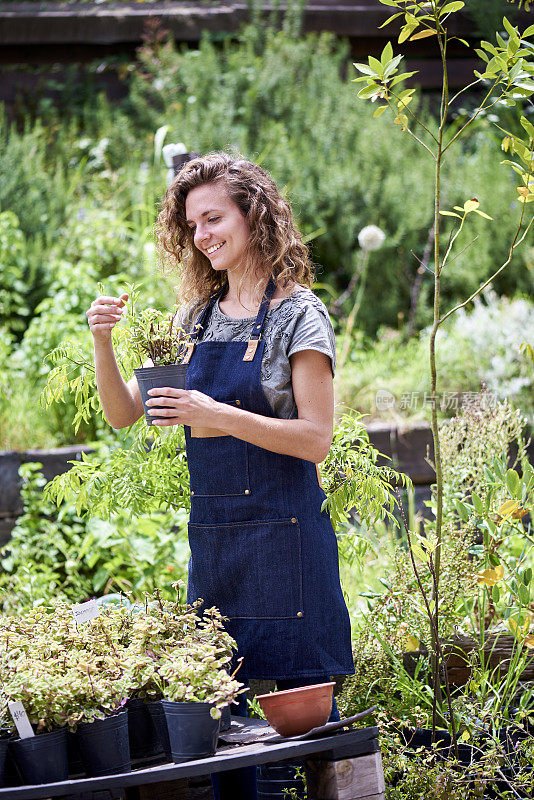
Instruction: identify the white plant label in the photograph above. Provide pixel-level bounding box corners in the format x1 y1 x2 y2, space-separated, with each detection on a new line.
8 701 34 739
72 599 100 625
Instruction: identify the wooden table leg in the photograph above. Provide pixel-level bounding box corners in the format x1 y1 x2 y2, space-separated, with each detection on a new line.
305 750 385 800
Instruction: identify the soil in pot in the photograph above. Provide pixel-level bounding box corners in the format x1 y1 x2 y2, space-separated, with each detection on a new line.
9 728 69 785
161 700 221 764
76 711 130 777
126 698 163 761
134 364 187 425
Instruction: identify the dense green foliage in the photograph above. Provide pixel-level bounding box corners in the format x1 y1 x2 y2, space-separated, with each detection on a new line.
0 463 190 613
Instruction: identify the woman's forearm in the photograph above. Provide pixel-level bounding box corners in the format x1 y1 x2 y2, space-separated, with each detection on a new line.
214 404 332 464
94 340 141 429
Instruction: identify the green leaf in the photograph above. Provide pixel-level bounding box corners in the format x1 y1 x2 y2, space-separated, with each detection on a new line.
472 493 484 515
353 62 376 76
492 584 501 603
523 568 532 586
518 583 530 606
357 84 380 100
505 469 520 497
520 116 534 139
503 16 517 39
399 23 418 44
381 41 394 65
523 24 534 38
455 500 470 522
379 12 402 29
441 1 465 13
373 106 389 118
369 56 384 74
410 29 436 41
489 552 501 567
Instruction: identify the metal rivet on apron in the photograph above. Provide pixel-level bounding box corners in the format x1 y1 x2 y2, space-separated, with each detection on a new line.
244 489 250 495
291 517 297 523
235 400 241 405
297 612 303 617
191 491 194 496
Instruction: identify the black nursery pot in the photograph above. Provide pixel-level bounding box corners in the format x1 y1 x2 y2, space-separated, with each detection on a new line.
257 762 307 800
9 728 69 785
399 726 474 766
147 701 172 762
134 364 188 425
0 736 8 788
76 711 131 777
126 698 162 761
160 700 221 764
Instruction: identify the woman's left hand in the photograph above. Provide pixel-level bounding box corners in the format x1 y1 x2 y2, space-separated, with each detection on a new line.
146 387 220 427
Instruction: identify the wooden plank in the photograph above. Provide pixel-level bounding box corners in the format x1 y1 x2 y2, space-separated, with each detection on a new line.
306 751 385 800
0 726 380 799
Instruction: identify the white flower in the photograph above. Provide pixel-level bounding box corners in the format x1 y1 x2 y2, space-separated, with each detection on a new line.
358 224 386 251
162 142 188 168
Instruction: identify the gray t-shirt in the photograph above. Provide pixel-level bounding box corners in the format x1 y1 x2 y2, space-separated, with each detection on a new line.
191 288 336 419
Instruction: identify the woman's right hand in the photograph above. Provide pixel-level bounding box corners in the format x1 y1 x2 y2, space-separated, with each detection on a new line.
86 293 129 343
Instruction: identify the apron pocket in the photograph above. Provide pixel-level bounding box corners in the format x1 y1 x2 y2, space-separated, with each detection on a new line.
187 409 250 497
188 518 303 619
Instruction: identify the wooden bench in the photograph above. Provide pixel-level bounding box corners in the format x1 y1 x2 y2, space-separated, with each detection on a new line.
0 719 384 800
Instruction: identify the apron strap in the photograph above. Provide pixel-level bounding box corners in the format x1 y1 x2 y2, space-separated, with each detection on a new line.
181 285 225 364
242 275 277 362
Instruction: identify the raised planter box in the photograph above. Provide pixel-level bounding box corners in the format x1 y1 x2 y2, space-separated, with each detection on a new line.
0 445 93 546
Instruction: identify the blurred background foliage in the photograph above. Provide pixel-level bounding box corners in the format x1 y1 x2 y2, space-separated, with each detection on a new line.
0 17 532 451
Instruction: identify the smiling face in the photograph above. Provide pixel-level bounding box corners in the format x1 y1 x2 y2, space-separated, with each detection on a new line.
185 181 251 277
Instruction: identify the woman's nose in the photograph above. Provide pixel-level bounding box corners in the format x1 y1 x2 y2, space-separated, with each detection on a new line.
194 226 209 249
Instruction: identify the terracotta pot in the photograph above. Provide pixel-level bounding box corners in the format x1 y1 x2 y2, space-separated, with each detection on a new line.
255 682 335 737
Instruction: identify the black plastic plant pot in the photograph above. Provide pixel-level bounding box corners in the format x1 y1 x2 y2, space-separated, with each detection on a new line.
9 728 69 785
257 762 307 800
160 700 221 764
76 711 131 777
147 701 172 762
134 364 188 425
126 698 163 761
67 730 85 779
0 736 8 788
399 726 474 766
220 705 231 732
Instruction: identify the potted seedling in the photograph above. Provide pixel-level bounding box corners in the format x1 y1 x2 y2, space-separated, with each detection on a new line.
3 667 71 786
127 596 243 763
152 641 245 764
124 289 195 425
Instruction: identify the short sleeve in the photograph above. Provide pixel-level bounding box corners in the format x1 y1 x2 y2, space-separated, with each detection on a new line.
286 298 337 376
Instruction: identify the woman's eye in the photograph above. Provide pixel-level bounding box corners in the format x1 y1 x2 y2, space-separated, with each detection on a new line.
208 216 220 223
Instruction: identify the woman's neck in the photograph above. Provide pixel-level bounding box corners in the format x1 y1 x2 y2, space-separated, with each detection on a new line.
223 270 267 312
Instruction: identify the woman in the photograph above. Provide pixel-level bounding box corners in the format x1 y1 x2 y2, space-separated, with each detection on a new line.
86 152 353 799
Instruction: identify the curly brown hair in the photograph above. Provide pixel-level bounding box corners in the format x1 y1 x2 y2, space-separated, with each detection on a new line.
155 152 314 312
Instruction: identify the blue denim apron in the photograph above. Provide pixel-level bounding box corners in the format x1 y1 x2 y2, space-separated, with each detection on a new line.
184 278 354 681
